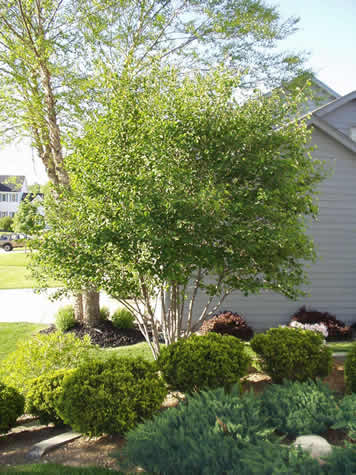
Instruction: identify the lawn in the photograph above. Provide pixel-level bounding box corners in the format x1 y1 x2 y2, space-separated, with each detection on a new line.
107 341 155 362
0 252 59 289
0 464 125 474
0 323 46 361
327 340 355 353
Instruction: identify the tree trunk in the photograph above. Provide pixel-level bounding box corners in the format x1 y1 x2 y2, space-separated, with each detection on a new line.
73 293 84 323
82 290 101 326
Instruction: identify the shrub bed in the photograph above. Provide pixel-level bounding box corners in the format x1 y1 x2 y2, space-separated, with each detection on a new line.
157 333 251 393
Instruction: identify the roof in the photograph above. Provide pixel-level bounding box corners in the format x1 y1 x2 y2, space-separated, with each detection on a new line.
311 77 340 100
308 89 356 155
21 192 44 202
0 175 26 192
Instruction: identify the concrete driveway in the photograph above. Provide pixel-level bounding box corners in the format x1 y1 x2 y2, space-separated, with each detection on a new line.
0 288 121 324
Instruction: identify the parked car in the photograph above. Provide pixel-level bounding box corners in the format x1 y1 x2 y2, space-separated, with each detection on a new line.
0 234 28 252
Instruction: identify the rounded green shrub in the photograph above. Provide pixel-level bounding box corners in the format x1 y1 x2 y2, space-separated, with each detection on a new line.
100 306 110 321
55 305 76 332
260 379 339 437
111 308 135 329
26 369 74 425
122 386 275 475
0 382 25 433
344 341 356 393
157 333 251 393
250 326 332 383
56 356 167 437
0 332 97 399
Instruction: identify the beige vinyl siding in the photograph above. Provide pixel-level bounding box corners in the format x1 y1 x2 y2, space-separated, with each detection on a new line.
322 99 356 138
189 126 356 331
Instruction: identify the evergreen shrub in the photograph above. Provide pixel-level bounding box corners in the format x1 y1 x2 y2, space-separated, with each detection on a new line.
260 379 339 437
250 326 332 382
157 333 251 392
0 332 96 398
332 393 356 439
56 356 167 436
55 305 76 332
199 311 254 341
322 444 356 475
0 382 25 433
26 369 74 425
239 439 323 475
344 342 356 393
111 308 135 329
122 385 274 475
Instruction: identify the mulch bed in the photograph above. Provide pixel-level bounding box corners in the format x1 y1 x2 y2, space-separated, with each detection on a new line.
39 320 145 348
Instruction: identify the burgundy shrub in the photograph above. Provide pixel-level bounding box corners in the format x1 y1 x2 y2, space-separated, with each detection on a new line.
199 311 254 341
290 306 352 341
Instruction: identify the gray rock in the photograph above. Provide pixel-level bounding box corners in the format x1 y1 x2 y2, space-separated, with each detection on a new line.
293 435 332 460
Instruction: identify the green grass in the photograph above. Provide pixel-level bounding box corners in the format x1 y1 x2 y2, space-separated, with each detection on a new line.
0 464 125 474
327 340 355 353
0 252 59 289
0 323 46 361
105 341 156 362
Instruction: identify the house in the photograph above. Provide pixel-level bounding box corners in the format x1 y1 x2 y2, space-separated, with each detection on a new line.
0 175 28 218
190 79 356 330
21 192 45 216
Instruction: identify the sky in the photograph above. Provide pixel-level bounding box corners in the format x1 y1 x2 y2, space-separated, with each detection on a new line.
0 0 355 184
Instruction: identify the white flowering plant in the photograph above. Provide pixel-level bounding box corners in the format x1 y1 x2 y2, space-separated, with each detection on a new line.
289 320 328 338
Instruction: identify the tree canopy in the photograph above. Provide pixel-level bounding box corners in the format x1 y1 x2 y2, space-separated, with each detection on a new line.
32 68 325 357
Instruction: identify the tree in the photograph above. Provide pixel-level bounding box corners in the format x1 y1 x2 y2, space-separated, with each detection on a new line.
0 216 13 232
32 68 325 358
13 197 45 235
0 0 310 326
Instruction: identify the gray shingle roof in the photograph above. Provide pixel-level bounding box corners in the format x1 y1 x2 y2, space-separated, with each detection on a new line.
0 175 25 192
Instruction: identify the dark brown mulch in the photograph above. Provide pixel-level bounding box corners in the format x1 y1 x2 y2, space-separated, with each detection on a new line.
39 320 145 348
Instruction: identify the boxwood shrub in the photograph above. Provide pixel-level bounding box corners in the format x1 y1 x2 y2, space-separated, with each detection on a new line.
56 356 167 436
0 382 25 433
26 369 74 425
157 333 251 393
344 341 356 393
250 326 332 383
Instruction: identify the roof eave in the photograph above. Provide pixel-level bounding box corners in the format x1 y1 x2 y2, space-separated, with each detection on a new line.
308 116 356 154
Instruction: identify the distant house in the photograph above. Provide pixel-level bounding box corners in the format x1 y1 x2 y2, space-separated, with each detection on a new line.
189 79 356 329
0 175 28 218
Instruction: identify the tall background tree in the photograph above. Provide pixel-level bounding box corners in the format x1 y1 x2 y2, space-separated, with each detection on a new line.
32 68 324 358
0 0 310 326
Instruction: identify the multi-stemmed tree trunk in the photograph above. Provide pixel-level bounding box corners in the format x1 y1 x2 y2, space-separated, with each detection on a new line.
0 0 310 328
